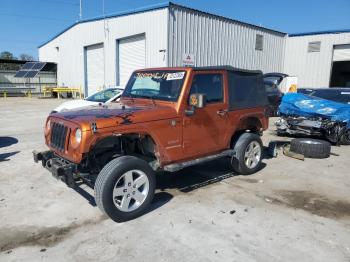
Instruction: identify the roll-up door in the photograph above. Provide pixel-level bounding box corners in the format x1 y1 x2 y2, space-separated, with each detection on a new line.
333 44 350 62
85 43 104 96
118 35 146 86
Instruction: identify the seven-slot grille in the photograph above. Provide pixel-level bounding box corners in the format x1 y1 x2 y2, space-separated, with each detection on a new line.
50 122 68 151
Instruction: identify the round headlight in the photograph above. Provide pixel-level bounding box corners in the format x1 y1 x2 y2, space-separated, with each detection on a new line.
46 119 51 131
75 129 82 144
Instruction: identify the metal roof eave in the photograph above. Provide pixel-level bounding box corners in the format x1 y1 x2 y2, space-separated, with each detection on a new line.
289 29 350 37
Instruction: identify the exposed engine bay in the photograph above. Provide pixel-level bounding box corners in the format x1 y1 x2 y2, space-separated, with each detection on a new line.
275 116 349 144
276 93 350 145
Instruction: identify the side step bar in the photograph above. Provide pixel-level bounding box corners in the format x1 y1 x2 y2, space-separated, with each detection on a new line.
163 149 235 172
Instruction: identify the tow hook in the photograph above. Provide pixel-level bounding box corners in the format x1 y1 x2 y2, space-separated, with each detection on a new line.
91 122 97 133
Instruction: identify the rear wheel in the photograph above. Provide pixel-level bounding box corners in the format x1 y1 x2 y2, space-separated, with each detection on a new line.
94 156 156 222
231 133 263 175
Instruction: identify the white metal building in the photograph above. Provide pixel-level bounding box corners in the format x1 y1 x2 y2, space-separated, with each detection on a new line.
38 2 350 94
284 30 350 87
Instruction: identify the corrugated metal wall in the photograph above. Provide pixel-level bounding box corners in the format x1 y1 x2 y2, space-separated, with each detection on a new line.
39 8 168 92
284 32 350 87
168 5 286 73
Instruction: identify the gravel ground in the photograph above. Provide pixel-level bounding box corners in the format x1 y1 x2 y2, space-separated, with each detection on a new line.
0 98 349 262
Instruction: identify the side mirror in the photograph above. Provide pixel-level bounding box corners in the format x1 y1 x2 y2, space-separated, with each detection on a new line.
189 93 206 108
185 93 206 116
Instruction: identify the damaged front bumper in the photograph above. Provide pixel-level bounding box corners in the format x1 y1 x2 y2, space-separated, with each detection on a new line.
33 150 77 187
275 116 348 144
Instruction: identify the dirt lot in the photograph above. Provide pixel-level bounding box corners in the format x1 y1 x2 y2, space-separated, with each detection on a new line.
0 98 349 262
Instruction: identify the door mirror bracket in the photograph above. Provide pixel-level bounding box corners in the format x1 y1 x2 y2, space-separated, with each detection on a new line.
185 106 195 116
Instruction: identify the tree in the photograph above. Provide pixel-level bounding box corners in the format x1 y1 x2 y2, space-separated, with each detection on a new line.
19 53 35 61
0 51 16 60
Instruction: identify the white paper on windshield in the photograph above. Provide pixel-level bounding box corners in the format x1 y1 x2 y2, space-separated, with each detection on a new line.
167 72 185 81
341 92 350 95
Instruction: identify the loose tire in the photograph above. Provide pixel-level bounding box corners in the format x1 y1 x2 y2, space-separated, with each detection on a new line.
94 156 156 222
231 133 263 175
290 138 331 158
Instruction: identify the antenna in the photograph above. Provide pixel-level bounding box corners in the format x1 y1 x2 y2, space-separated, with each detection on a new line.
79 0 82 20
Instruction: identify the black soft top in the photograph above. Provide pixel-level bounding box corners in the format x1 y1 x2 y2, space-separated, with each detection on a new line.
193 66 262 75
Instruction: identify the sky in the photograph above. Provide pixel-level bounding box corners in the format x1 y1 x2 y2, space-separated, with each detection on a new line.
1 0 349 59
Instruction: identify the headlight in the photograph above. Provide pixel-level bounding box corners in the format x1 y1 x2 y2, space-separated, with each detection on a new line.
75 129 82 144
46 119 51 131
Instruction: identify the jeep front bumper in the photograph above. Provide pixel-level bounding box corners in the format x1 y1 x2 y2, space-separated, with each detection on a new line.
33 150 77 188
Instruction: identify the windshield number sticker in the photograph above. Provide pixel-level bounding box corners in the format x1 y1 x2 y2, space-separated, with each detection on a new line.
166 72 185 81
135 72 185 81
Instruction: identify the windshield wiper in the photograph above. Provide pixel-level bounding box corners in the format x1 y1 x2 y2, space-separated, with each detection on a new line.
128 93 134 103
131 94 157 106
150 95 156 106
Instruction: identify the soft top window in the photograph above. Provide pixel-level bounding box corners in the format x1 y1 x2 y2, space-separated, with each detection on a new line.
228 71 267 110
189 73 223 104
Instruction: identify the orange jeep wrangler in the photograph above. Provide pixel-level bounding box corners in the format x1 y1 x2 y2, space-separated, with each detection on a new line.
33 66 269 222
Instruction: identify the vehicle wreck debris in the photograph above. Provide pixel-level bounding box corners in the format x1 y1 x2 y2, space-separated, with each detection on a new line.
276 93 350 145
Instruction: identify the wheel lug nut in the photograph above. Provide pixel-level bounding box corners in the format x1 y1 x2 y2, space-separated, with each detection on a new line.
127 194 130 198
128 183 131 187
132 191 135 195
133 185 136 188
123 189 127 193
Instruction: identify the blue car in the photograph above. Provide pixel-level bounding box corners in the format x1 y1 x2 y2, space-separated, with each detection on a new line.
276 92 350 145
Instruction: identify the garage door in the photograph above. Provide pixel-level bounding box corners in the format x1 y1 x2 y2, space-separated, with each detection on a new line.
85 43 104 96
118 35 146 86
333 44 350 62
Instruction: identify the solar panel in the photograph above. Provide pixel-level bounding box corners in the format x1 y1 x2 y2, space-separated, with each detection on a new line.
25 71 39 78
21 62 36 70
14 62 47 78
14 70 30 77
31 62 45 70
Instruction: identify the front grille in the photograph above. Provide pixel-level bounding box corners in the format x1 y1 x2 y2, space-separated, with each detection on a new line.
50 122 68 151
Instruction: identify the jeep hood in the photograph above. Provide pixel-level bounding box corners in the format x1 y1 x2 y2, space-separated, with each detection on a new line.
50 102 178 130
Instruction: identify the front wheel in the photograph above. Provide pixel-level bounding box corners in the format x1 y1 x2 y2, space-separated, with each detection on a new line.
94 156 156 222
231 133 263 175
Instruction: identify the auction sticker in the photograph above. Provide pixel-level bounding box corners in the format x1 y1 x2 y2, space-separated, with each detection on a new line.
167 72 185 81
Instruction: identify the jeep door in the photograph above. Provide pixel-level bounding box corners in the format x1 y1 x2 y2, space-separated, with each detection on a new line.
182 71 229 157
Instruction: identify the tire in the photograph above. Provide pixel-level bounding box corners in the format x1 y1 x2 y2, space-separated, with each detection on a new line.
290 138 331 158
340 130 350 145
94 156 156 222
231 133 263 175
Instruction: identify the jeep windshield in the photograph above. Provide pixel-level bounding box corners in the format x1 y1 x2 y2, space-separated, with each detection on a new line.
123 70 186 102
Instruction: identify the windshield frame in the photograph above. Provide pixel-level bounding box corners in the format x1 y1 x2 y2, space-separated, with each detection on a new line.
122 70 187 102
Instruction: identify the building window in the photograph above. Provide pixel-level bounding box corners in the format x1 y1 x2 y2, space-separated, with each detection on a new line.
308 41 321 52
255 34 263 51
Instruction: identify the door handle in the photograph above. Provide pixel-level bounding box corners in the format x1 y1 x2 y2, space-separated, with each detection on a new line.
217 109 228 116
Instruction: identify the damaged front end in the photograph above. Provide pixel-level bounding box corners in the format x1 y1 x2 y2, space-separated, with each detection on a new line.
276 93 350 145
33 150 78 187
275 116 348 144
